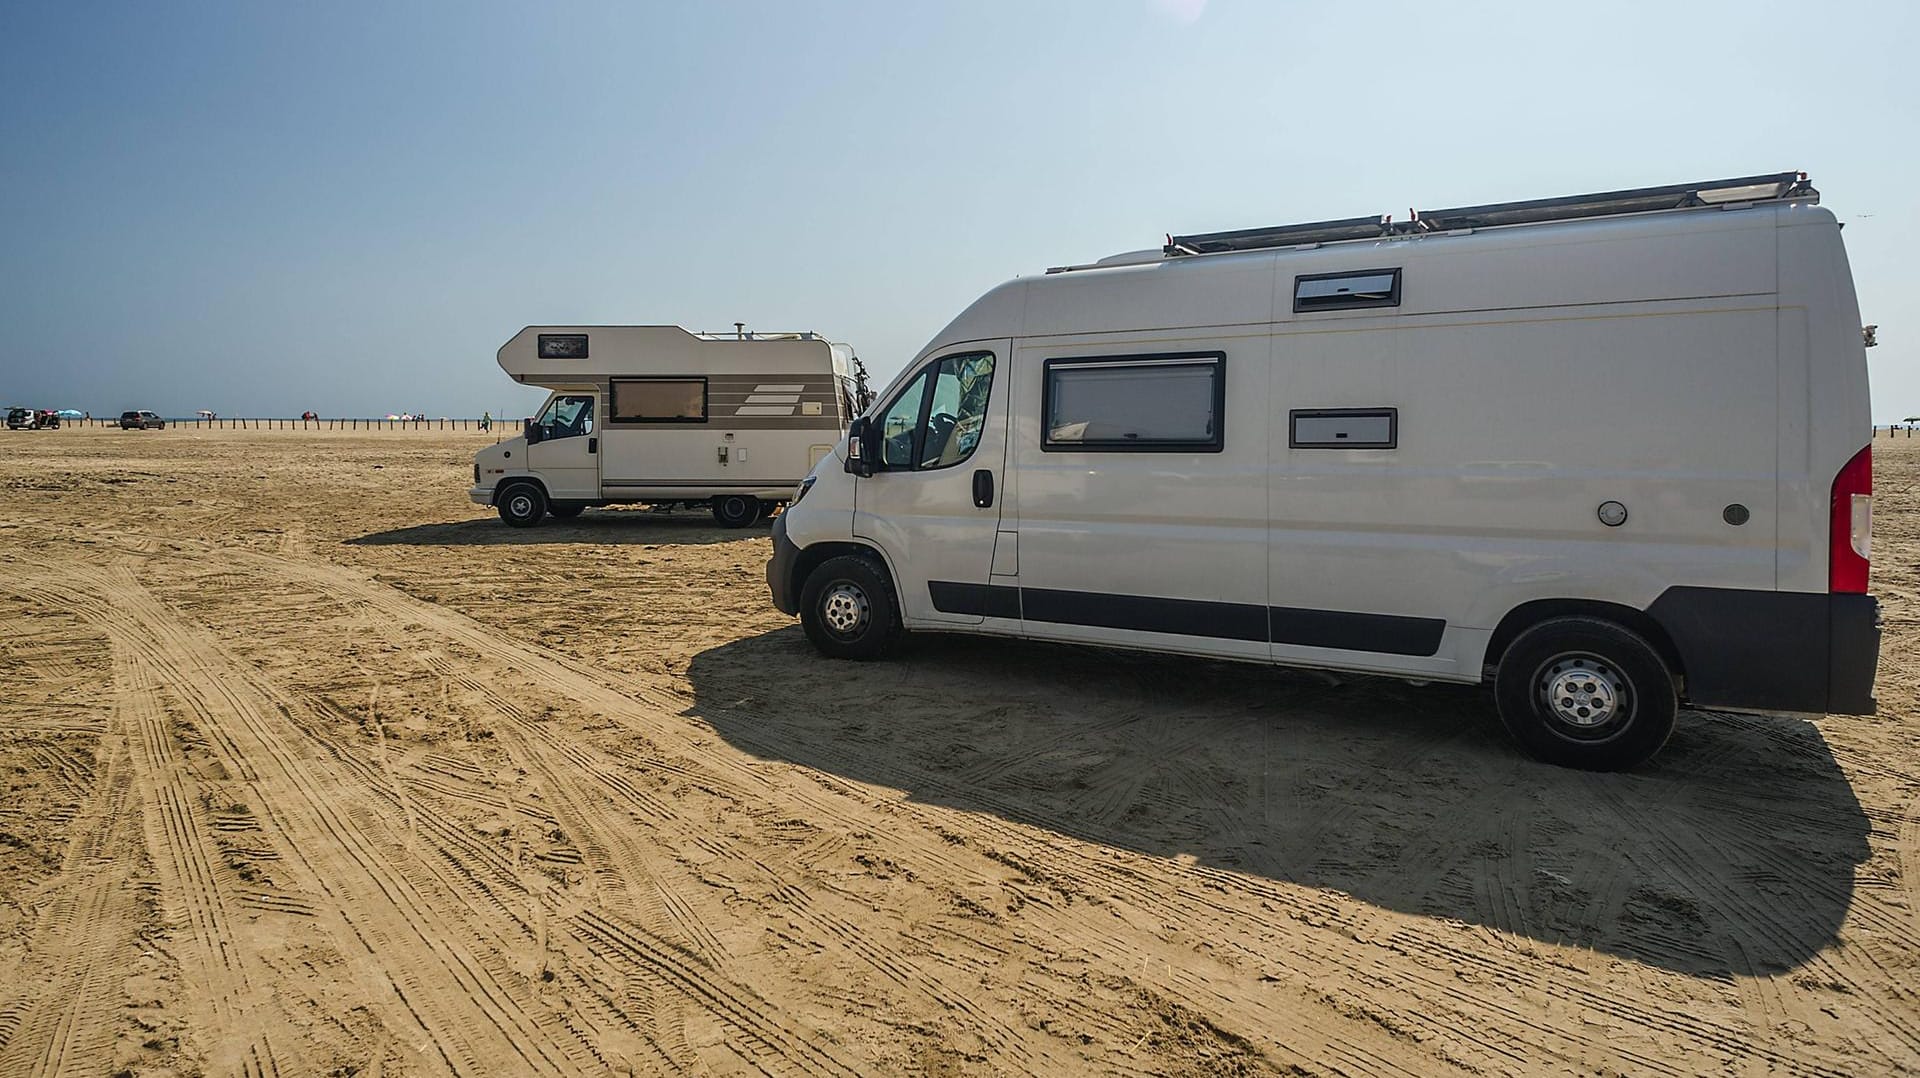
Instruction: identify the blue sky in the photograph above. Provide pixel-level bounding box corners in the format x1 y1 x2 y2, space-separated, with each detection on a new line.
1 1 1914 419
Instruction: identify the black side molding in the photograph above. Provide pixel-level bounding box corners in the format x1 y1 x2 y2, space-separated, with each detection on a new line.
926 581 1021 620
928 582 1444 656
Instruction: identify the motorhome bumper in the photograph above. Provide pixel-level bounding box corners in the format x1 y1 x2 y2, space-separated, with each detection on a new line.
468 486 493 507
1646 587 1880 716
767 514 801 615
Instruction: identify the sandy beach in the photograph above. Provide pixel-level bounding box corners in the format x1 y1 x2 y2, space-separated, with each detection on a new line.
1 425 1915 1076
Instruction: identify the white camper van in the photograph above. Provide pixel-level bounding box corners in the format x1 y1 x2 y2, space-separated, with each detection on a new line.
767 172 1880 771
472 326 868 527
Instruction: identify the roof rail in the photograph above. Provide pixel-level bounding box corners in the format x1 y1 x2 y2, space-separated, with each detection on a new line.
1163 171 1816 258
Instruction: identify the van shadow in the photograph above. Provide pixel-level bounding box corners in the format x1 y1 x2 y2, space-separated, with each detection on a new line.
347 509 762 547
685 628 1868 978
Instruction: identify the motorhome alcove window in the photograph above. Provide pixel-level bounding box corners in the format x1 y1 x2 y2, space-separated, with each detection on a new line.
537 334 589 359
1293 269 1401 312
1042 353 1224 452
610 378 707 422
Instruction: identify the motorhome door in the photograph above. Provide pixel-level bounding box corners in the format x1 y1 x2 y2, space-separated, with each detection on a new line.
853 345 1009 625
526 390 601 501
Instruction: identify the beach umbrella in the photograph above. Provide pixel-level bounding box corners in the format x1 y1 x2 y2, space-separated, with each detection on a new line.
54 409 82 419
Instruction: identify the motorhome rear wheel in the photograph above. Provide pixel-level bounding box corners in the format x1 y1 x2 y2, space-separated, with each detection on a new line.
711 495 762 529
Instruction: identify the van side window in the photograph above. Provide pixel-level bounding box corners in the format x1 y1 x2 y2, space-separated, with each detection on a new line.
919 353 995 469
1294 268 1401 312
610 378 706 422
875 352 997 471
1042 353 1224 452
878 371 930 469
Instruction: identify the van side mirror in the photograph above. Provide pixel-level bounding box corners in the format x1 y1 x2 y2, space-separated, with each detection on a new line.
844 417 874 477
524 419 544 445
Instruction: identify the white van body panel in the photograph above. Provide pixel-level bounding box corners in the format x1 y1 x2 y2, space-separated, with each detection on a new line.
772 195 1876 716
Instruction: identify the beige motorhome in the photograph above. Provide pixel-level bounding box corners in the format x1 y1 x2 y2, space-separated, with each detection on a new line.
471 326 869 527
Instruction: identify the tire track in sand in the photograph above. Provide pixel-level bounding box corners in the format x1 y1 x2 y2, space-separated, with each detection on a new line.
0 663 143 1078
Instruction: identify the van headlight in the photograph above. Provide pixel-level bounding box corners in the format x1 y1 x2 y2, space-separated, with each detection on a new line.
792 475 817 505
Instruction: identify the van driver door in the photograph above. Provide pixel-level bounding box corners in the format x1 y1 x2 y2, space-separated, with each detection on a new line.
526 390 600 500
853 345 1010 626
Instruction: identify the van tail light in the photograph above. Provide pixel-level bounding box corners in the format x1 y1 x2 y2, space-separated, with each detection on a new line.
1830 445 1872 593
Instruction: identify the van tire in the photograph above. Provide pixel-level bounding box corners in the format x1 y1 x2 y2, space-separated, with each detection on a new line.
799 554 901 659
711 495 761 528
497 483 546 527
550 502 585 519
1494 616 1676 771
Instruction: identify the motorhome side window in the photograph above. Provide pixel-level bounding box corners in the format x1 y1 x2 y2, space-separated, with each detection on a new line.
1043 353 1224 452
610 378 706 422
536 394 594 438
876 352 996 470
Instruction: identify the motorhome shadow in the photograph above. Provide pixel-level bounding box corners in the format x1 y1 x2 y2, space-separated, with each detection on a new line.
347 510 747 547
685 629 1868 977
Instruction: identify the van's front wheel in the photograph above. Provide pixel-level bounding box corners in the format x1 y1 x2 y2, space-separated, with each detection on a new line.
497 483 546 527
1494 616 1676 771
711 495 762 528
799 555 901 659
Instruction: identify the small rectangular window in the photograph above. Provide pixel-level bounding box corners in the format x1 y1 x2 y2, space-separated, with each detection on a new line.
1043 352 1224 452
611 378 707 422
1290 408 1397 449
537 333 589 359
1293 269 1401 313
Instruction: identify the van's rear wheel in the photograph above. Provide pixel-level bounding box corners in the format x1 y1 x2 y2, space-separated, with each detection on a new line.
711 495 762 528
800 555 901 659
497 483 546 527
1494 616 1676 771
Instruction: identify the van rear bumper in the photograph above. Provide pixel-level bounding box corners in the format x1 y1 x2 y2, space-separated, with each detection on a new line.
1646 587 1880 715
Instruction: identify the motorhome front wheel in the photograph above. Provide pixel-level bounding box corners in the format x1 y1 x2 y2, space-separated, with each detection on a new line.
497 483 547 528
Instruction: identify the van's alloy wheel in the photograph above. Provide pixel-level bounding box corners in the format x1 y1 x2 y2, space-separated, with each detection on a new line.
1494 616 1675 771
497 483 546 527
712 495 761 528
799 554 901 659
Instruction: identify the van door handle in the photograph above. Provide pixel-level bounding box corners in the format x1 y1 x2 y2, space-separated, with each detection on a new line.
972 469 994 508
587 437 597 453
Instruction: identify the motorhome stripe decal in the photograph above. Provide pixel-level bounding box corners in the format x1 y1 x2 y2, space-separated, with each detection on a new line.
926 581 1444 656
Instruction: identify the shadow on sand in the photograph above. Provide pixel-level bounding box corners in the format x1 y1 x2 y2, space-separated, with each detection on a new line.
347 509 763 547
685 627 1868 977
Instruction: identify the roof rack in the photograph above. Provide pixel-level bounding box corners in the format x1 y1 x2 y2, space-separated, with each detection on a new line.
1163 171 1816 258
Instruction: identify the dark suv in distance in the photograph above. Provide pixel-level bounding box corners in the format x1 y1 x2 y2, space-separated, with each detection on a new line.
119 410 165 429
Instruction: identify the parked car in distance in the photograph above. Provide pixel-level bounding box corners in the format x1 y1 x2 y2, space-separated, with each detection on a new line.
35 409 58 429
6 407 35 429
119 410 166 429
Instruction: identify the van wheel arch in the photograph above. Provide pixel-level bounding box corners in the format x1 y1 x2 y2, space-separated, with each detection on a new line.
792 541 899 604
1486 599 1684 689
